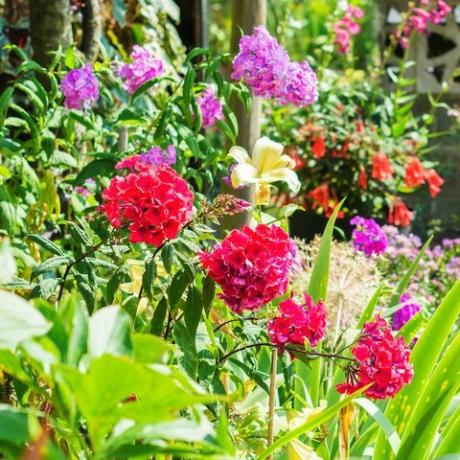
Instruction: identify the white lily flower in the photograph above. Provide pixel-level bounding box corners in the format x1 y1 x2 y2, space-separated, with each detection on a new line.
229 136 301 205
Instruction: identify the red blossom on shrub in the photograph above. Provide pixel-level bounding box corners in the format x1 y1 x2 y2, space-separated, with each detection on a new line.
100 159 194 247
405 157 426 188
371 152 393 181
199 224 297 313
311 135 326 159
426 169 444 197
268 295 327 349
337 316 413 399
357 167 368 190
388 198 413 228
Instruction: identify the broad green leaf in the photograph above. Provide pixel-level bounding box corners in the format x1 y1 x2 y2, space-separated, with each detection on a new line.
32 256 71 278
397 311 425 344
0 405 30 444
374 281 460 459
256 386 366 460
150 297 168 336
174 322 198 378
131 334 171 364
142 257 157 301
88 306 132 358
0 291 50 350
61 295 88 366
184 286 203 339
432 403 460 458
72 159 117 185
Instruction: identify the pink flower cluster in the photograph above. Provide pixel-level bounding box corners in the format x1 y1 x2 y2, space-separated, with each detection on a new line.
200 224 297 313
60 64 99 110
100 157 193 247
118 45 165 94
268 295 327 349
231 26 317 107
337 316 413 399
333 5 364 54
141 145 176 166
197 86 224 128
399 0 452 48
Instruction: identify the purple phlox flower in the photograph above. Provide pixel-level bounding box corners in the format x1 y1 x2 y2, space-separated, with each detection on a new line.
60 64 99 110
382 225 422 260
392 293 422 331
350 216 388 256
231 26 317 107
197 86 224 128
275 60 318 107
118 45 165 94
446 256 460 279
141 145 176 166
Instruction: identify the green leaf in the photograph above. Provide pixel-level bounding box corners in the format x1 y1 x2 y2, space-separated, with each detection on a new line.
0 87 13 126
32 256 71 278
389 236 432 307
72 159 117 185
374 281 460 459
256 386 367 460
88 306 132 359
150 297 168 336
49 150 77 168
184 286 203 339
26 234 65 257
168 269 192 309
354 398 401 454
61 295 88 366
299 199 345 407
173 322 198 378
161 244 174 274
357 284 385 328
0 405 30 445
432 402 460 458
142 257 157 301
0 291 50 350
202 275 215 315
131 334 171 364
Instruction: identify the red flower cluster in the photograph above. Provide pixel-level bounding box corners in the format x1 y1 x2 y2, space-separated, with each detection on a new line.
388 198 414 228
337 316 413 399
404 158 444 197
200 224 297 313
268 295 327 349
308 184 344 218
100 157 194 247
371 152 393 181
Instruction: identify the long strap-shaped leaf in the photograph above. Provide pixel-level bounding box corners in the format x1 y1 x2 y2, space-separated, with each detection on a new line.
294 200 345 408
395 332 460 460
373 281 460 459
256 386 366 460
432 400 460 458
389 236 432 307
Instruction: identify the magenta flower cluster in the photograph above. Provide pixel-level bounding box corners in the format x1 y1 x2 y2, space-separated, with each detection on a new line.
60 64 99 110
200 224 297 313
197 86 224 128
118 45 165 94
231 26 317 107
399 0 452 48
350 216 388 256
333 5 364 54
392 293 422 331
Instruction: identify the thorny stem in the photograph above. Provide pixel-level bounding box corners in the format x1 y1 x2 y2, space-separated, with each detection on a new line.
267 348 278 460
57 232 112 301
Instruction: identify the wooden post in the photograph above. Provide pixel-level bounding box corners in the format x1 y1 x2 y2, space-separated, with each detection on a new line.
29 0 72 67
221 0 267 230
176 0 210 50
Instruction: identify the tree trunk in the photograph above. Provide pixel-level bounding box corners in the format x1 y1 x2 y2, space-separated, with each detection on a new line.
221 0 267 230
81 0 103 62
29 0 72 67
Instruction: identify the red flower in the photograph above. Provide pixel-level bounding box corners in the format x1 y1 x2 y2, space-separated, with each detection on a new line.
371 153 393 181
388 198 413 228
337 316 413 399
405 157 426 188
200 224 297 313
100 157 194 247
285 145 305 171
309 184 330 211
426 169 444 197
268 295 327 349
357 167 367 190
331 140 349 159
311 135 326 159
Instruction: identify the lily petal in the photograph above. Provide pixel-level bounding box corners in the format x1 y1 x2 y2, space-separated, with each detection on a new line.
229 146 250 165
252 137 285 174
261 168 301 193
231 163 258 188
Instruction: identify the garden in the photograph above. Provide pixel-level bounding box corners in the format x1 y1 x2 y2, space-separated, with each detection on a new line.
0 0 459 458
